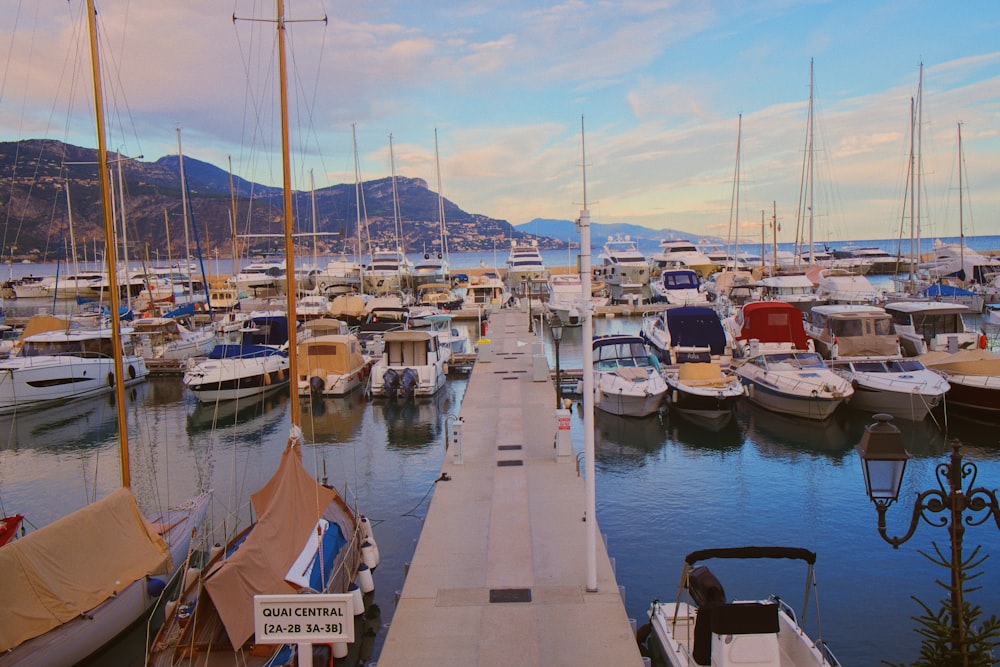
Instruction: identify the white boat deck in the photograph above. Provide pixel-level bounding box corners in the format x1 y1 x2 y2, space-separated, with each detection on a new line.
376 310 644 666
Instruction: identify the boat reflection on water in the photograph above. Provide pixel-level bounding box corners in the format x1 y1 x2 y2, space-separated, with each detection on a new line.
0 393 120 452
185 391 288 444
664 407 744 453
299 391 368 443
594 408 668 467
372 387 454 451
738 400 856 461
143 376 187 406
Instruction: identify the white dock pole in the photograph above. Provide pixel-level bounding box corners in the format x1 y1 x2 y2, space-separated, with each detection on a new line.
578 116 598 592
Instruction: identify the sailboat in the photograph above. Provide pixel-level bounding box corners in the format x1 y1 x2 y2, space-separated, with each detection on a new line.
148 4 373 665
0 4 211 665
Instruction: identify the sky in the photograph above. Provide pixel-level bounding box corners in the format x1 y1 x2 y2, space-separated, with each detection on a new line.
1 0 999 244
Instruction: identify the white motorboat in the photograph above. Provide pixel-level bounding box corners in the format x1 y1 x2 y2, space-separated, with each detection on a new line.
131 316 217 361
545 273 608 326
369 330 447 399
827 356 949 421
462 271 513 312
804 304 900 360
297 319 373 397
663 361 744 423
884 301 979 356
757 272 824 313
917 349 1000 423
735 348 853 420
650 268 710 306
226 255 286 294
640 305 733 365
314 253 364 295
813 268 881 305
639 546 841 667
0 321 148 414
412 251 450 289
592 334 667 417
649 239 716 279
182 313 292 403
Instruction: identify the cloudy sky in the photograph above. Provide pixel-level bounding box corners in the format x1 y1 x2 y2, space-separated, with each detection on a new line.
2 0 998 243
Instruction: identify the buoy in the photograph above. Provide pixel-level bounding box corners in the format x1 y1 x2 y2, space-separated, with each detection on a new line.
146 576 167 597
357 563 375 593
361 540 379 570
349 582 364 615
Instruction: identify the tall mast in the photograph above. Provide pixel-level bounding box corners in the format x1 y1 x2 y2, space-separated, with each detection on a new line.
177 129 192 268
434 128 450 264
352 123 369 265
276 0 299 424
85 0 130 487
957 122 965 282
908 96 916 292
916 63 923 267
228 155 239 265
389 134 405 257
808 58 814 262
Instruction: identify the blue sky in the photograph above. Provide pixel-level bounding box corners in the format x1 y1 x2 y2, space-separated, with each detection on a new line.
2 0 998 243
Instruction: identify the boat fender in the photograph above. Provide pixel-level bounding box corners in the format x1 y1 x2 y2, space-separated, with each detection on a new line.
108 372 115 386
333 641 349 659
276 368 285 381
980 334 988 350
357 562 375 593
745 384 753 398
146 576 167 598
128 364 136 379
349 582 365 616
672 390 678 404
361 539 380 570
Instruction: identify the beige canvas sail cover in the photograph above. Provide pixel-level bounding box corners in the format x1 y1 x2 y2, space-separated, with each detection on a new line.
0 488 170 652
203 442 340 649
300 335 365 376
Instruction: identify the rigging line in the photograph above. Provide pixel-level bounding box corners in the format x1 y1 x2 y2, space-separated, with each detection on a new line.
94 7 144 163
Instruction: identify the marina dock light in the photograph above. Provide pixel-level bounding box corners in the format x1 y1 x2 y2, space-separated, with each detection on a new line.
856 413 1000 666
856 413 909 506
550 317 564 408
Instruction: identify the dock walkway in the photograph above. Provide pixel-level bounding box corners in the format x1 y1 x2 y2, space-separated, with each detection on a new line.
376 310 644 666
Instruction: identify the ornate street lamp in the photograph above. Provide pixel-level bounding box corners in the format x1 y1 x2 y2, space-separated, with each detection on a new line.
857 413 1000 666
550 317 564 408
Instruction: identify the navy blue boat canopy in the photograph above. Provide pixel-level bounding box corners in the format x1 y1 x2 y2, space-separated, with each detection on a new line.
666 306 727 355
685 546 817 565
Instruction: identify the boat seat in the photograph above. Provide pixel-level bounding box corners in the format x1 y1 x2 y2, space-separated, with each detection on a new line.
710 602 780 665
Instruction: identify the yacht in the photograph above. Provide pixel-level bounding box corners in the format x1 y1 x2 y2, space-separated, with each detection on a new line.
649 269 709 306
757 272 824 313
313 253 364 296
363 248 412 295
226 256 286 295
649 239 716 278
411 250 450 289
595 235 649 304
0 319 148 414
131 316 217 362
827 357 949 421
804 304 900 360
884 301 979 356
505 240 548 298
462 271 512 312
813 268 881 305
735 347 853 420
544 273 609 326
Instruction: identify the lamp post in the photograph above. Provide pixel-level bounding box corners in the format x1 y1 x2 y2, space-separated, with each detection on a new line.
550 317 564 408
857 413 1000 666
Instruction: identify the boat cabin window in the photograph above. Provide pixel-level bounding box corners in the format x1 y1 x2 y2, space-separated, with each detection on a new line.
886 358 925 372
831 319 864 338
663 272 698 288
594 341 652 370
764 352 825 370
852 361 888 373
21 337 114 358
912 312 965 339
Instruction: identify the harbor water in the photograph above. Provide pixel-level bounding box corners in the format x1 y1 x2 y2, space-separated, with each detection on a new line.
0 246 998 665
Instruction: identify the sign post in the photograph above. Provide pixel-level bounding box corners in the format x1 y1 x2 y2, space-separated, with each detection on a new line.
254 594 354 667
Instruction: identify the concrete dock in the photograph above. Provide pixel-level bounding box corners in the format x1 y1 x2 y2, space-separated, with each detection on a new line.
376 310 645 666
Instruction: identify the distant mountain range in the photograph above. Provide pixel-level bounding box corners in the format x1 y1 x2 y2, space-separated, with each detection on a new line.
0 139 720 262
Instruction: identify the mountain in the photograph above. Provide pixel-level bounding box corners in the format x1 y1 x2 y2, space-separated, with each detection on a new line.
0 139 562 262
515 218 723 251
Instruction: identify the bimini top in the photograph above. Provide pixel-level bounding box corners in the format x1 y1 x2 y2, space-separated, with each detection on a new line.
684 546 817 566
735 301 810 350
664 306 727 355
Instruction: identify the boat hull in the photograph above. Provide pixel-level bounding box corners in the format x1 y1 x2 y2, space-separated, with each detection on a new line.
940 374 1000 421
0 354 147 414
738 376 846 420
183 355 290 403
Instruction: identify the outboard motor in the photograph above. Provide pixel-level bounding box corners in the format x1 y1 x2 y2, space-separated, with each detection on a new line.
309 375 326 398
399 367 420 401
382 367 400 399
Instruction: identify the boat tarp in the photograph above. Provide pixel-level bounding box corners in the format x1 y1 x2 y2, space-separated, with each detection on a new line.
684 546 816 566
665 307 727 355
300 335 366 376
736 302 810 349
202 443 343 650
922 284 976 298
0 488 170 652
917 349 1000 375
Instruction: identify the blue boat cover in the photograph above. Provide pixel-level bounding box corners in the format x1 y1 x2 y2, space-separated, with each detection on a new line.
665 306 727 355
922 284 976 298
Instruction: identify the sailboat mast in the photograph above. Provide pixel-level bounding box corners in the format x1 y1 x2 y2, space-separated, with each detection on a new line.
434 128 449 263
389 134 405 257
958 122 965 281
908 96 916 291
276 0 300 423
85 0 130 487
808 58 814 262
352 123 369 269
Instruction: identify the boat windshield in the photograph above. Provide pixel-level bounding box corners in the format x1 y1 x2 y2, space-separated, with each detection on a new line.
886 358 926 372
764 352 826 370
21 337 114 358
594 341 654 370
